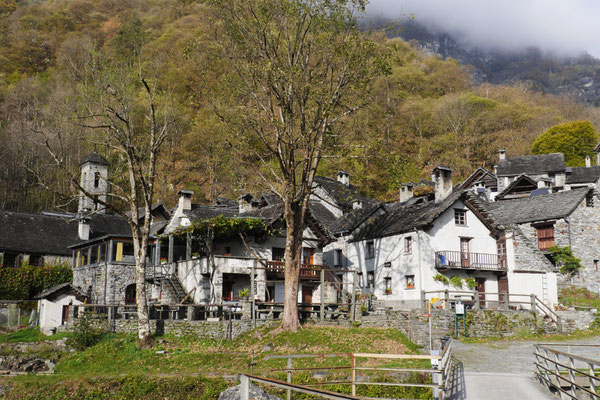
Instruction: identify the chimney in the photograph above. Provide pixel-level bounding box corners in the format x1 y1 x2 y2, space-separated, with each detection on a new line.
177 190 194 212
399 183 414 202
499 149 506 160
238 194 255 214
337 171 350 186
586 155 591 167
431 166 453 204
352 200 363 210
78 215 91 241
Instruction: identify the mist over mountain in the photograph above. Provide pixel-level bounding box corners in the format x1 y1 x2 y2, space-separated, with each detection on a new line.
365 1 600 105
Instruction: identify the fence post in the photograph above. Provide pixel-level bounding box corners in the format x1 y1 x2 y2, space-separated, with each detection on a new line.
351 273 357 322
286 358 292 400
444 290 449 308
589 362 596 395
530 294 536 312
250 265 255 324
474 292 480 310
557 316 563 334
568 356 577 399
351 354 356 396
320 269 325 321
421 291 426 311
239 374 249 400
187 306 194 322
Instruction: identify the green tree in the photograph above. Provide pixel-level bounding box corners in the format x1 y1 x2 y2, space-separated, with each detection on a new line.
212 0 384 331
531 120 598 166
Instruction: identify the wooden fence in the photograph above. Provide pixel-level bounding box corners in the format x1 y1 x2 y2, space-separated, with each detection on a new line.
262 338 453 400
534 344 600 399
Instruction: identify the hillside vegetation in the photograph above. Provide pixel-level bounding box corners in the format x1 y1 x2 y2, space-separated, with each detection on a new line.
1 0 599 210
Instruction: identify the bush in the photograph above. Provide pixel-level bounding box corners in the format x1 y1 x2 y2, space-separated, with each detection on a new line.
71 311 103 350
449 276 463 289
0 263 72 300
433 274 449 285
549 246 583 275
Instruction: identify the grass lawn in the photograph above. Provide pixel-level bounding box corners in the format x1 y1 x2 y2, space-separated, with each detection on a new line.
1 324 432 400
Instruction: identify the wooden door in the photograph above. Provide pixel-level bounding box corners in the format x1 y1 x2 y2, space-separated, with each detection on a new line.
125 284 137 305
476 278 486 308
62 305 70 324
460 238 471 267
498 275 509 307
222 281 233 301
302 285 313 305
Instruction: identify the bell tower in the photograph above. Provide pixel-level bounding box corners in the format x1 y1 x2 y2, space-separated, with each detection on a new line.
78 151 109 214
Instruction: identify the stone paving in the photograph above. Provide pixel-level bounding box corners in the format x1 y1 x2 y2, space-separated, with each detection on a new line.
449 336 600 399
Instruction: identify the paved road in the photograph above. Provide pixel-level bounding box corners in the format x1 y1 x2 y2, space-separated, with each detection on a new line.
449 336 600 400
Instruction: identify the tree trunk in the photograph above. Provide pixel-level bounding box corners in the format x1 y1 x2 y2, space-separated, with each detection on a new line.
133 229 153 348
279 197 305 332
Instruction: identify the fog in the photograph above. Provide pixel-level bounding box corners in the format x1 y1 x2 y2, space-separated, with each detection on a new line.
366 0 600 58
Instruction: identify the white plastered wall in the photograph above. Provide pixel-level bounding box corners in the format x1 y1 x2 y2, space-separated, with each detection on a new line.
38 294 83 335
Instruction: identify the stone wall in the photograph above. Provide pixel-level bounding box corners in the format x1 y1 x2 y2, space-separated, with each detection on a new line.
556 309 597 333
60 317 275 340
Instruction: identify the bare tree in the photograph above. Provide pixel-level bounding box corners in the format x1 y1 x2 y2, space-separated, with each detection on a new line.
40 51 174 348
212 0 383 331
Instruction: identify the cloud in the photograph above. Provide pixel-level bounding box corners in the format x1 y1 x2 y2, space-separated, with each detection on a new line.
366 0 600 58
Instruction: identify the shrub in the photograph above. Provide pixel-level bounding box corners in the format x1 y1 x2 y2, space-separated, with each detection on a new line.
70 311 103 350
465 278 476 289
0 263 72 300
549 246 583 275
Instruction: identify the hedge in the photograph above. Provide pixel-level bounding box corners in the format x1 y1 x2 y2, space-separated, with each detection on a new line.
0 264 72 300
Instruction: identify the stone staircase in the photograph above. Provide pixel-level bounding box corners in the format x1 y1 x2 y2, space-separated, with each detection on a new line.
145 265 190 303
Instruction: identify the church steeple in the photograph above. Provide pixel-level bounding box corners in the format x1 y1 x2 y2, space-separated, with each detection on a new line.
78 151 109 214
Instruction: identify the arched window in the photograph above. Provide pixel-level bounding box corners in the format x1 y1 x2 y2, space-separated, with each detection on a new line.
125 284 136 305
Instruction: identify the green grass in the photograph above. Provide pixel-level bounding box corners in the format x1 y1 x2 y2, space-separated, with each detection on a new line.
559 285 600 309
2 325 430 399
0 327 71 343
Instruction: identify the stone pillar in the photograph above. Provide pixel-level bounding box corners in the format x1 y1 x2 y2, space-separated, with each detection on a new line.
168 235 174 263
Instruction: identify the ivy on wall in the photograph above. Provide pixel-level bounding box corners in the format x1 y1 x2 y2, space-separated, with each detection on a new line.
171 215 271 240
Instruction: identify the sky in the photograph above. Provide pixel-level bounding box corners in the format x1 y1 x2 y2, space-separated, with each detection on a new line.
366 0 600 58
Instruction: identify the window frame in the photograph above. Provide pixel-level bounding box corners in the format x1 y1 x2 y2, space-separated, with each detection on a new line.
454 209 467 226
384 277 392 295
534 223 555 251
404 236 412 254
405 275 415 289
366 241 375 259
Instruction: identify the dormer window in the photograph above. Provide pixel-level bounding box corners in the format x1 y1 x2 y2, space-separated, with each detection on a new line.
366 241 375 259
454 209 467 226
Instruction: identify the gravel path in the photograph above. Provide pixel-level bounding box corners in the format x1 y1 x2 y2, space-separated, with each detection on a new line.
447 336 600 399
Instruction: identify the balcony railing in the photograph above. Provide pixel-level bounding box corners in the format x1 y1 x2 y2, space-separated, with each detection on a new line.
265 260 325 280
435 250 507 271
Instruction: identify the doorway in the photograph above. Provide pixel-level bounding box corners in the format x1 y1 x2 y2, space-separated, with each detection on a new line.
460 238 471 267
498 275 509 308
476 278 486 308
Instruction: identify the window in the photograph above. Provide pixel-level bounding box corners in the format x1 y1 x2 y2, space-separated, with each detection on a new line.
454 209 467 226
302 248 314 265
113 242 135 263
29 254 44 267
535 224 555 251
366 241 375 259
384 277 392 294
404 236 412 254
595 260 599 272
94 172 100 188
406 275 415 289
497 240 507 269
224 246 232 256
334 249 343 267
272 247 285 261
3 253 18 267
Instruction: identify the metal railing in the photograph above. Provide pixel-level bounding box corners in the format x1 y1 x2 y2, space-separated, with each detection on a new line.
262 339 453 400
435 250 507 271
534 344 600 399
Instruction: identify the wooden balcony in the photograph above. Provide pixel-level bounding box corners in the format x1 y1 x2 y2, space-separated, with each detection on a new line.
435 250 507 271
265 260 325 280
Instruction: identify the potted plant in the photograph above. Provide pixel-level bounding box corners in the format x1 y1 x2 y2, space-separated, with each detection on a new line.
238 288 249 300
192 252 200 260
360 305 368 316
384 288 392 295
160 257 167 265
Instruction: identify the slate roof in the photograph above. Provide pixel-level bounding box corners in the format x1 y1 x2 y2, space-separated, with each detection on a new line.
459 167 497 190
34 282 86 300
487 188 590 225
328 203 383 235
0 211 131 256
305 201 338 234
566 166 600 184
80 151 109 166
495 174 538 200
351 191 464 241
313 176 378 210
496 153 565 176
185 204 238 220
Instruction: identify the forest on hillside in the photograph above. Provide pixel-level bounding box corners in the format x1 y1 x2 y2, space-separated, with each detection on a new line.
1 0 599 212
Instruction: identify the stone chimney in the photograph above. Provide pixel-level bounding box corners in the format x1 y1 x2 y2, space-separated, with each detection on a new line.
177 190 194 212
586 155 591 167
337 171 350 186
537 178 551 188
499 149 506 160
352 200 363 210
78 215 91 241
238 194 255 214
431 166 453 204
399 183 414 202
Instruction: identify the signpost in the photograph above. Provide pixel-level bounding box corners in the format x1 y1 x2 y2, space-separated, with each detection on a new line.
454 299 466 337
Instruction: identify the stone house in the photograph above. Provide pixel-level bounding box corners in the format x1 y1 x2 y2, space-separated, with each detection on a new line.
488 188 600 290
323 166 559 309
160 190 339 307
